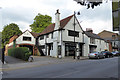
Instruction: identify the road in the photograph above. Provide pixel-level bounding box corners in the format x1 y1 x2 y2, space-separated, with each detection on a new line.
2 57 119 78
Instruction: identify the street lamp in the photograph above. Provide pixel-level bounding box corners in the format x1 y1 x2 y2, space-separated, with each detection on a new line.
0 7 4 64
73 11 80 59
118 1 120 53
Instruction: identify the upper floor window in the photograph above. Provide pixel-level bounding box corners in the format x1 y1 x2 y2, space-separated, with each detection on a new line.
112 35 116 40
40 35 44 40
100 40 101 44
90 38 95 44
68 30 79 37
23 36 31 41
112 35 115 38
46 34 49 38
51 33 53 39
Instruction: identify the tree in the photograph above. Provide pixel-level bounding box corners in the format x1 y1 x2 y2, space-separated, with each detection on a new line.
2 23 22 47
74 0 103 9
30 13 52 33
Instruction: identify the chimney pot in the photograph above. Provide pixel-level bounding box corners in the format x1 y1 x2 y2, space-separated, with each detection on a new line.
55 9 60 15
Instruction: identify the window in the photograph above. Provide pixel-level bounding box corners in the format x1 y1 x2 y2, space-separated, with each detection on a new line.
112 35 115 38
40 35 44 40
112 35 116 40
90 38 95 44
23 36 31 41
46 34 49 38
100 40 101 44
51 33 53 39
68 30 79 37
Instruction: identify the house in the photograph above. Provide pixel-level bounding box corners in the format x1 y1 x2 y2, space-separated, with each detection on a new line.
37 9 84 58
7 30 41 56
98 30 120 52
83 28 109 56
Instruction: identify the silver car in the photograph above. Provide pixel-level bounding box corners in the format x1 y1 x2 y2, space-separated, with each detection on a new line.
88 52 105 59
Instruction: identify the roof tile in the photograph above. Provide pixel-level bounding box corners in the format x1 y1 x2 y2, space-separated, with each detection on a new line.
40 15 74 35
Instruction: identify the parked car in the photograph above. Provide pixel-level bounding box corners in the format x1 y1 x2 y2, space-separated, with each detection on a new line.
88 52 105 59
111 51 120 56
101 51 113 58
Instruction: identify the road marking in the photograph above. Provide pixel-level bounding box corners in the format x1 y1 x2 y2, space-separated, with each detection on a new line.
52 70 81 78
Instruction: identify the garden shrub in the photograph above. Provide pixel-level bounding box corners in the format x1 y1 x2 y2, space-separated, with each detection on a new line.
8 47 32 61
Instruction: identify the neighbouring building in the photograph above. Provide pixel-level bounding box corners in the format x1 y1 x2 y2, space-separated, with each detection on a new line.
83 28 109 56
98 30 120 52
7 30 41 56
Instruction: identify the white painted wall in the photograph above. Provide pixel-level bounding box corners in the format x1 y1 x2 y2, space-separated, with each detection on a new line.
83 34 90 56
96 39 109 52
16 30 35 45
62 16 83 42
83 33 109 56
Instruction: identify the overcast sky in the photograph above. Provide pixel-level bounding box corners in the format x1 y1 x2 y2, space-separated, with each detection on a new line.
0 0 114 34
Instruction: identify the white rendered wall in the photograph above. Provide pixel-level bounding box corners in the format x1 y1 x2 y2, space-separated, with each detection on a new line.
16 30 35 45
62 16 83 43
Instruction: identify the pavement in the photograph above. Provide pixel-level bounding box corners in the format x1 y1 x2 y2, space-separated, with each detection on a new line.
2 56 89 71
0 60 3 80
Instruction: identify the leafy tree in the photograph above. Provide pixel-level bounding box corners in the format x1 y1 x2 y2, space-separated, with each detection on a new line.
74 0 103 9
30 13 52 33
2 23 22 47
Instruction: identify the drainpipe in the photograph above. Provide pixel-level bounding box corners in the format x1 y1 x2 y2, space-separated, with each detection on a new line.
60 30 62 58
82 32 84 56
13 39 16 48
73 11 76 59
45 35 47 56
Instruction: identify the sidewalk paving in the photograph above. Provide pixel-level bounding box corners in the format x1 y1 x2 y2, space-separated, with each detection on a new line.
2 56 89 71
5 56 26 64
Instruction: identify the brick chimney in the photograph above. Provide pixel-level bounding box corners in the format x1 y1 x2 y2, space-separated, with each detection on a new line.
54 9 60 30
86 28 93 33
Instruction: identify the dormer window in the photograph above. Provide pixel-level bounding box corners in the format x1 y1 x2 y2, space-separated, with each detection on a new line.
23 36 31 41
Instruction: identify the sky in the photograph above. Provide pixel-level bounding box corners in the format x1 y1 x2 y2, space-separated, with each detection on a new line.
0 0 114 34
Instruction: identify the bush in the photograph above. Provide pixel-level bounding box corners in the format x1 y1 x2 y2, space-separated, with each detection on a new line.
8 47 32 61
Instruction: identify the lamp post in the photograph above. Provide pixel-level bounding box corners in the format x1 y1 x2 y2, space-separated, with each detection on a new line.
0 7 4 64
118 1 120 53
73 11 80 59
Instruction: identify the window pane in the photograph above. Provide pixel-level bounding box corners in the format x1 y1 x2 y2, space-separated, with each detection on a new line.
40 35 44 40
23 36 31 41
68 30 79 37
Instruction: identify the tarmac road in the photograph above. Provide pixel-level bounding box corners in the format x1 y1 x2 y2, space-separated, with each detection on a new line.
2 57 119 78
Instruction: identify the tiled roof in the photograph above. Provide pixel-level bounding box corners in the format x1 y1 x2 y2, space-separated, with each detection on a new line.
98 30 118 36
104 37 119 41
84 31 103 40
40 15 74 35
30 32 41 38
9 35 18 43
21 30 40 38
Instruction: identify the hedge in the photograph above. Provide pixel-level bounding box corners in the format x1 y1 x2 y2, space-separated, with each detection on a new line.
8 47 32 61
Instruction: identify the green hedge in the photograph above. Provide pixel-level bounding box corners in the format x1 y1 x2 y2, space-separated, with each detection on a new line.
8 47 32 61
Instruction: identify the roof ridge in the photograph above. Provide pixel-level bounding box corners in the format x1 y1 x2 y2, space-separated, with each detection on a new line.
101 30 118 34
60 15 74 22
